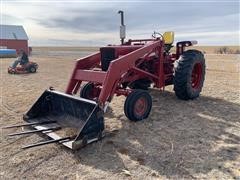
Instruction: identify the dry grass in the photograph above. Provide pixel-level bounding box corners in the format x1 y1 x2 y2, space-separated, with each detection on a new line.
169 46 240 55
0 47 239 179
213 47 240 54
193 46 240 54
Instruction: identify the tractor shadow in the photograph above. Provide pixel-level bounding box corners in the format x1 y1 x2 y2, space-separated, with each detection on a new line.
73 89 240 178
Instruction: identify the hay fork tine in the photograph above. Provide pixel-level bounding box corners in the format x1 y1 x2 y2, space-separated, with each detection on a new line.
2 121 57 129
7 127 61 137
22 137 72 149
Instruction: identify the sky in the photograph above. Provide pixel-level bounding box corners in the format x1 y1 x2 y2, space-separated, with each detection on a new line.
1 0 239 46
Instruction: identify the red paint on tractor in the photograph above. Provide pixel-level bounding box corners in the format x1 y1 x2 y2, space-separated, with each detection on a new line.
134 97 148 117
191 63 203 89
65 38 179 107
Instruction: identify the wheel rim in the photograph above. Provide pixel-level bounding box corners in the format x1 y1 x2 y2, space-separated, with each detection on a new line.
191 63 202 89
134 97 148 117
31 68 35 72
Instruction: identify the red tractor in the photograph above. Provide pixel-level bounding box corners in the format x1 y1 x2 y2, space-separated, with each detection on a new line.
4 11 205 150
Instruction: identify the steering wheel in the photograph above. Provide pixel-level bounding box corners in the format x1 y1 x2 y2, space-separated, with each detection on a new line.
152 31 163 40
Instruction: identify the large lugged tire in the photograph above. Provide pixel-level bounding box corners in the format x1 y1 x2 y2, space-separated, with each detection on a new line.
174 50 205 100
124 90 152 121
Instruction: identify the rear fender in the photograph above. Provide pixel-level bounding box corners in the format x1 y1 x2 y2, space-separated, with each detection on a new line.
176 41 198 58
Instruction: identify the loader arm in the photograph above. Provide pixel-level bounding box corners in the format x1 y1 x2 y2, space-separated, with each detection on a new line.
98 40 162 106
66 52 101 94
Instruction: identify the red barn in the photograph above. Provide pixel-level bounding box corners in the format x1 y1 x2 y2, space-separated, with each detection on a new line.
0 25 29 54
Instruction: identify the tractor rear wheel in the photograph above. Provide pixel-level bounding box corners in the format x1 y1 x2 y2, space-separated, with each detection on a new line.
174 50 205 100
29 66 37 73
80 83 96 100
124 90 152 121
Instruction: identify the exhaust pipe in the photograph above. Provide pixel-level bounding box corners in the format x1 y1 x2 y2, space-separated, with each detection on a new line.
118 10 126 45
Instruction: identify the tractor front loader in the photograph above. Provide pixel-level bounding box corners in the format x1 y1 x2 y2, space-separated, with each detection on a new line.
4 11 205 150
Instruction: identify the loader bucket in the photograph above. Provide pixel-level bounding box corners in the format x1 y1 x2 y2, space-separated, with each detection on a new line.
16 89 104 150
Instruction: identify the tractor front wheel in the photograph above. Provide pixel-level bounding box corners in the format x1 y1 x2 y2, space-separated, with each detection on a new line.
124 90 152 121
174 50 205 100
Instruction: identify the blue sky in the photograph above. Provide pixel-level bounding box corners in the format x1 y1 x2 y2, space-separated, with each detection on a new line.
1 0 239 46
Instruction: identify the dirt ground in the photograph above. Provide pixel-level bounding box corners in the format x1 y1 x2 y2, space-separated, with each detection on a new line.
0 47 239 179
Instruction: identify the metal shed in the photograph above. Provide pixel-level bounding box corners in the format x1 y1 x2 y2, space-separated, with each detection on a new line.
0 25 29 55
